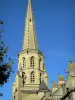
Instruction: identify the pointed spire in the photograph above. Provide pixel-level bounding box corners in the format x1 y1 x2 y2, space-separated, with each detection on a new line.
23 0 38 50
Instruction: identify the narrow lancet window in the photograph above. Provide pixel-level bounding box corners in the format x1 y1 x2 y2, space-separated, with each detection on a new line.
40 73 42 84
39 58 41 70
30 56 35 68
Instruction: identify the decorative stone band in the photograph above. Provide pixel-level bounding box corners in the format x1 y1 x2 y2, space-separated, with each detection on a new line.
20 87 39 91
19 49 44 56
20 87 39 93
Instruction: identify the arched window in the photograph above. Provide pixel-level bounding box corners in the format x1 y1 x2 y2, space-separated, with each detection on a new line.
22 57 26 68
30 56 35 68
30 71 35 83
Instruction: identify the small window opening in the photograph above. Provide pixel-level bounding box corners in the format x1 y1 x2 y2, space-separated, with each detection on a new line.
30 19 31 22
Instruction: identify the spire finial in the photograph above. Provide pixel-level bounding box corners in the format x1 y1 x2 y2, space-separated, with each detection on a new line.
22 0 38 50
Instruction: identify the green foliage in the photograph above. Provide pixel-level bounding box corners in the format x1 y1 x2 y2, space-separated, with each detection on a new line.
0 21 14 87
0 21 3 24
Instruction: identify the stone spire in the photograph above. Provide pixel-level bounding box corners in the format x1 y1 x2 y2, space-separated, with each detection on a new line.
23 0 38 50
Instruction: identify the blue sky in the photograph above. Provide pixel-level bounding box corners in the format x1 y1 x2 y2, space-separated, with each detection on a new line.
0 0 75 100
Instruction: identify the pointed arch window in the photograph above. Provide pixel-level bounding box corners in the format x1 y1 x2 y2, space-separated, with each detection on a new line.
30 71 35 83
22 57 26 68
30 56 35 68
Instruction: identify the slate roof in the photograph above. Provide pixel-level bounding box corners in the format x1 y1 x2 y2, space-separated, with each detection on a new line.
38 80 50 92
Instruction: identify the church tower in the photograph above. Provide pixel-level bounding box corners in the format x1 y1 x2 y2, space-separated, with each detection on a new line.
12 0 48 100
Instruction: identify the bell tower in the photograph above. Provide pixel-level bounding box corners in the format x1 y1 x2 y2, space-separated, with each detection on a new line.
12 0 48 100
